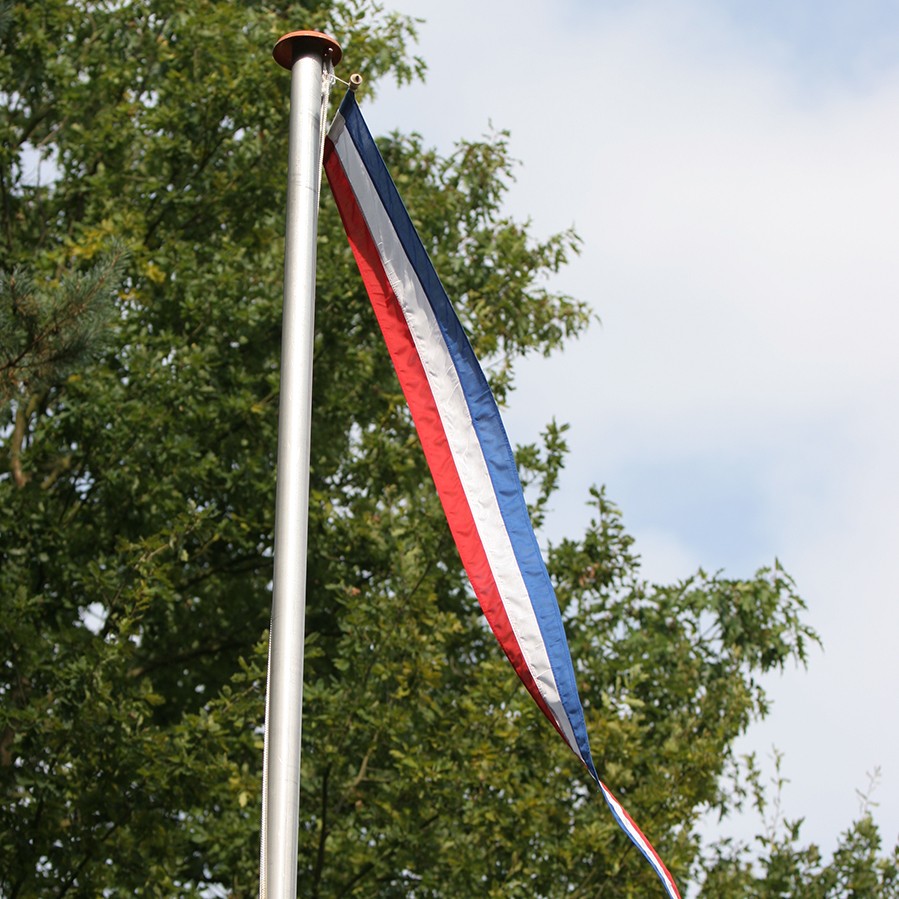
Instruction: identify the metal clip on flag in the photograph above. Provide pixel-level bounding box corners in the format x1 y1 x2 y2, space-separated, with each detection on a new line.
324 90 681 899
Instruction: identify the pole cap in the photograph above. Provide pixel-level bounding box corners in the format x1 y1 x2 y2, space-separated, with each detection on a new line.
273 30 342 70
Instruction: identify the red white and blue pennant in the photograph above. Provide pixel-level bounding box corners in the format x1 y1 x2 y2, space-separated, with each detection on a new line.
323 90 680 899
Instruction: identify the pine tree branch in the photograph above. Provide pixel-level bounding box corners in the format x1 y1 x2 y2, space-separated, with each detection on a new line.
9 393 39 487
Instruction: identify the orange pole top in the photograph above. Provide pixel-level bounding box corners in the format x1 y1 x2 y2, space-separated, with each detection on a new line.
273 30 342 70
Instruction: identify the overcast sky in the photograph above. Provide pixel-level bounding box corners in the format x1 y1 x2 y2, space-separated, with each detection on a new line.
359 0 899 858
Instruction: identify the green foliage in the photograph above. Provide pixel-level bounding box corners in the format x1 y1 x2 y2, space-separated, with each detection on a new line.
0 1 895 896
0 246 125 400
701 756 899 897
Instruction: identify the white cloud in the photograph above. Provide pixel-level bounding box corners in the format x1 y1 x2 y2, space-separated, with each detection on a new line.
367 0 899 855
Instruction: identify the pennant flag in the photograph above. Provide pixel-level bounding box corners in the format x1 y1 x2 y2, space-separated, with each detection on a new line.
323 90 680 899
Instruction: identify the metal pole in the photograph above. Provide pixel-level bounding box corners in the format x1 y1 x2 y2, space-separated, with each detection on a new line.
261 30 341 899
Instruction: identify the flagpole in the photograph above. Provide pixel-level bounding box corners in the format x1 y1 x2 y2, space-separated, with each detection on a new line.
261 30 341 899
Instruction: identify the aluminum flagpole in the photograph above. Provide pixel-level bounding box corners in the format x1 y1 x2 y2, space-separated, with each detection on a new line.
261 30 341 899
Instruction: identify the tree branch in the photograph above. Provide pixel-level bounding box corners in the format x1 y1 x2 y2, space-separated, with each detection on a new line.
311 764 331 899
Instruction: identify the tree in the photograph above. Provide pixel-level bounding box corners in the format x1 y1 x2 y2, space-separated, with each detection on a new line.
702 757 899 897
1 1 895 896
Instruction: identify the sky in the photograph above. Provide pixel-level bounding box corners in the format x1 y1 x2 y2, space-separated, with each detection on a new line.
361 0 899 862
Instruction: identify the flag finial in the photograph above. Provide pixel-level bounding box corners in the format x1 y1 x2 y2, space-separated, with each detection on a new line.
273 30 342 70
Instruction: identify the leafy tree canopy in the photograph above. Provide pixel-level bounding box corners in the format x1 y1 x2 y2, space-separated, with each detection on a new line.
1 1 896 896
